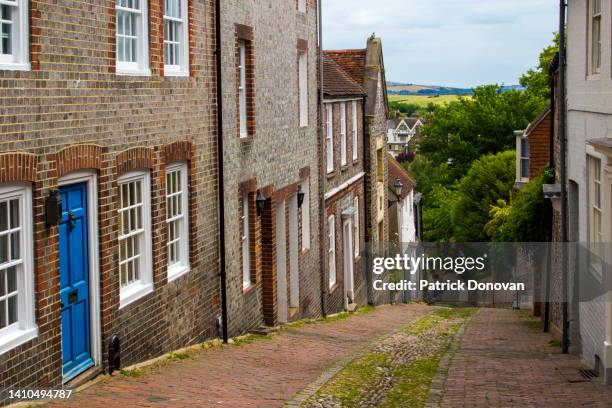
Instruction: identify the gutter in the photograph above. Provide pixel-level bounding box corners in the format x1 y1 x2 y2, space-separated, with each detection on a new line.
214 0 229 344
318 0 328 317
559 0 569 354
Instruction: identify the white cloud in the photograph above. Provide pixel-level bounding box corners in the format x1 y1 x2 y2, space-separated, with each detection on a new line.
323 0 558 87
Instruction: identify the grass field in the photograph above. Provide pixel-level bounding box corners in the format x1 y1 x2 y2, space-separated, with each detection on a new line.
388 94 467 107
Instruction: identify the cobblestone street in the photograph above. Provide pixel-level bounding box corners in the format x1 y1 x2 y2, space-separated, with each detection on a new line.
44 304 432 408
33 306 612 408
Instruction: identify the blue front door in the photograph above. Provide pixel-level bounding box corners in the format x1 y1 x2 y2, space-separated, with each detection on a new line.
59 182 94 381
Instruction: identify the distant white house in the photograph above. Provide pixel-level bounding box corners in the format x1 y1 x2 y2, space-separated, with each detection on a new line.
387 117 424 157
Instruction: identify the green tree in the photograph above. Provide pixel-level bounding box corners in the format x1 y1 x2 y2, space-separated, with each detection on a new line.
486 170 553 242
452 151 516 242
520 33 559 101
422 185 459 242
418 85 543 182
403 155 449 199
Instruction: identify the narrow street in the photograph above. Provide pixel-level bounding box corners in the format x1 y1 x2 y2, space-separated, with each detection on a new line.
36 305 612 408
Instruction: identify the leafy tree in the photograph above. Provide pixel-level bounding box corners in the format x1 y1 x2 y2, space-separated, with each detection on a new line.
422 185 459 242
418 85 543 182
403 155 450 199
486 170 553 242
452 151 516 242
388 101 421 117
520 33 559 101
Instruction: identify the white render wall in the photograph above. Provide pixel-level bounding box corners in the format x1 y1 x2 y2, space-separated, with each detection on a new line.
566 0 609 379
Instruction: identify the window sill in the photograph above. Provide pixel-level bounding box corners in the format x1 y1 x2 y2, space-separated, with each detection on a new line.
340 164 349 172
326 171 336 179
587 73 601 81
0 62 31 71
120 282 154 309
301 247 311 256
354 254 361 263
0 326 38 356
164 68 190 77
329 283 339 294
167 264 191 283
116 68 152 77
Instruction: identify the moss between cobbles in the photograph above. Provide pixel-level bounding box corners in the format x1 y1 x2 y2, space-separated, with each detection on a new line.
380 353 444 408
305 307 477 408
318 352 391 407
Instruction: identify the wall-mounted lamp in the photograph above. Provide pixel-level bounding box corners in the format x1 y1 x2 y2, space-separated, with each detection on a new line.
45 190 62 228
297 186 306 208
256 191 266 216
393 178 404 198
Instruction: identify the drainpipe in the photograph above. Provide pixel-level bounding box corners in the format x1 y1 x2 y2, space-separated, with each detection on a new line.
362 96 372 305
318 0 328 317
215 0 229 344
559 0 569 354
544 53 557 333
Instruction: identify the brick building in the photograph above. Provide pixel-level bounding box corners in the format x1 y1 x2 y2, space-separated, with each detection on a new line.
515 106 552 188
321 55 366 314
0 0 220 400
325 38 390 296
218 0 321 333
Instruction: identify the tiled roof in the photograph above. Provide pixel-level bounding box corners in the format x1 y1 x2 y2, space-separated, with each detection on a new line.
324 49 367 85
323 56 366 97
388 154 416 200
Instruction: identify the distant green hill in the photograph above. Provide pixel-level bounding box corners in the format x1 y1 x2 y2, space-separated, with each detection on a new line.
387 82 523 96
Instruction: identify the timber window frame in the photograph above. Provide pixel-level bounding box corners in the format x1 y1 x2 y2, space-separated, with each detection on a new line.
0 184 36 355
352 101 358 161
118 171 153 308
340 102 347 166
241 195 252 289
0 0 29 71
589 0 602 75
115 0 150 75
328 215 336 288
163 0 189 76
326 104 334 173
166 163 190 281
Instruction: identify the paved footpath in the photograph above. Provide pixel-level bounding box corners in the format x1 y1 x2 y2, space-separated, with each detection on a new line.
44 304 431 408
440 308 612 408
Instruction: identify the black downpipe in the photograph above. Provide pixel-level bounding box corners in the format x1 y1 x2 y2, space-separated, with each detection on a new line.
318 0 328 318
362 97 372 305
559 0 569 354
544 55 557 334
215 0 229 344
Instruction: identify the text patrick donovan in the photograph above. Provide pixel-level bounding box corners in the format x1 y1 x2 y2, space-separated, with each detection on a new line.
373 279 525 292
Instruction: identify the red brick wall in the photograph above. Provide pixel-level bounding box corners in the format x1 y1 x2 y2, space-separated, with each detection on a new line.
528 111 552 178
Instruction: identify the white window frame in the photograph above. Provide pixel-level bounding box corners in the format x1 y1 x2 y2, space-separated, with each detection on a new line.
297 0 306 13
0 0 30 71
590 0 602 75
301 180 310 251
326 104 334 173
588 155 602 246
239 40 248 138
241 196 251 289
118 171 153 308
163 0 189 76
299 50 308 127
0 184 37 355
328 215 336 288
352 101 358 161
354 196 360 259
166 163 190 282
340 102 347 166
516 135 529 182
115 0 151 76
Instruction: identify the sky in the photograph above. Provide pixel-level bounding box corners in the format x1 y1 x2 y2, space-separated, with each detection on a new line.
322 0 558 88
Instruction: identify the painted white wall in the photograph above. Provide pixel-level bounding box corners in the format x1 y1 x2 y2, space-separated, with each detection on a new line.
567 0 609 380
